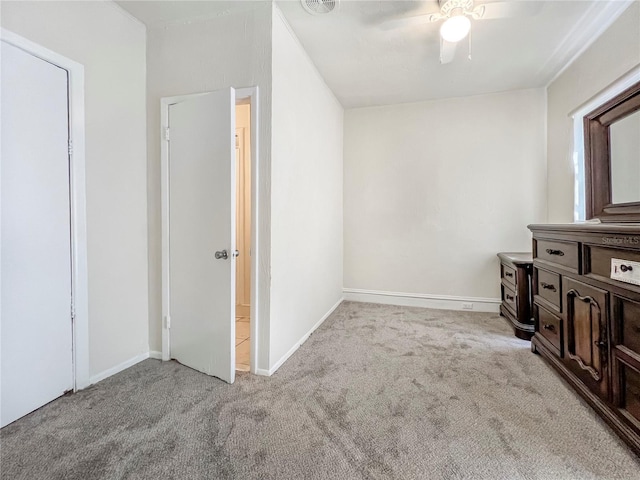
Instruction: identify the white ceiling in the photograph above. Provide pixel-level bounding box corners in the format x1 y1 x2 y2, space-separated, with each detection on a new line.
116 1 262 27
117 0 634 108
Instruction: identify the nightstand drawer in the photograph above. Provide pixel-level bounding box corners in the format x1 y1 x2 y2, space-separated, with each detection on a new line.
502 284 517 314
502 264 516 287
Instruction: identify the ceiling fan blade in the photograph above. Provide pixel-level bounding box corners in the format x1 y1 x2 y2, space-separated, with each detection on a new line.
440 40 458 64
379 12 443 31
470 5 486 20
476 1 543 20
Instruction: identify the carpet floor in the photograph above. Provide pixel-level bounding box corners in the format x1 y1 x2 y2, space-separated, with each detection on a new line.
2 301 640 479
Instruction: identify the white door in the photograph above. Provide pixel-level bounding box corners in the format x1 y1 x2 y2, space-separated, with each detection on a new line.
1 41 73 427
167 89 236 383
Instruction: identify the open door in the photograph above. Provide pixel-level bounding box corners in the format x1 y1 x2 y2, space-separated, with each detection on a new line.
166 88 236 383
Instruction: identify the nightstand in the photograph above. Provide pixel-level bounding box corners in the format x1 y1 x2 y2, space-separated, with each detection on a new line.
497 252 534 340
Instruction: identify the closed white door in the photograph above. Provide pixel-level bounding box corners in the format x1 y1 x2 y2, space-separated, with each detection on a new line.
1 41 73 427
167 89 236 383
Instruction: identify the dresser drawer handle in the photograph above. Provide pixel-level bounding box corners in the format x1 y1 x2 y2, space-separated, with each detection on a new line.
545 248 565 256
505 294 515 301
541 282 557 292
594 339 607 349
543 324 555 332
504 272 513 278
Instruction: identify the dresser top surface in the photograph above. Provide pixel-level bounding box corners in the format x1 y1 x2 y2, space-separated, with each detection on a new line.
497 252 533 265
528 222 640 234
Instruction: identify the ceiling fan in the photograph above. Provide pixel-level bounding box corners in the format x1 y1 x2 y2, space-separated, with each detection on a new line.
380 0 541 64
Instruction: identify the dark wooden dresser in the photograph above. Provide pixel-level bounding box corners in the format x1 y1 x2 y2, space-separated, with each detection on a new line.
497 252 533 340
529 223 640 455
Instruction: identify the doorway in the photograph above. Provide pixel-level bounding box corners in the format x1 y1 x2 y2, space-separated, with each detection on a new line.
161 87 259 380
235 102 251 372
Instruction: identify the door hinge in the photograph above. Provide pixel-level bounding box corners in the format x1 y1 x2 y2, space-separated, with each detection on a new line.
164 127 170 142
68 139 74 156
71 300 76 323
165 315 171 329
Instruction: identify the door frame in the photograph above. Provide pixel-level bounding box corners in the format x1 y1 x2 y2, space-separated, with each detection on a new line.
161 87 260 374
1 29 90 390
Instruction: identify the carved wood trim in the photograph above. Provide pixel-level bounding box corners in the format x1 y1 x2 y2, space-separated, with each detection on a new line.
566 288 606 382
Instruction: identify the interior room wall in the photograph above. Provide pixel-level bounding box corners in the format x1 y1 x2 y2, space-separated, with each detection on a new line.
146 2 273 370
546 2 640 223
269 7 344 371
1 1 149 378
344 88 547 308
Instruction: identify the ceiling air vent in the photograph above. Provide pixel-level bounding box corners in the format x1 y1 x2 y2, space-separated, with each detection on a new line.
301 0 339 15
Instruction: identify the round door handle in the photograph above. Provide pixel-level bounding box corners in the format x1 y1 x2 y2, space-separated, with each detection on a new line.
215 250 228 260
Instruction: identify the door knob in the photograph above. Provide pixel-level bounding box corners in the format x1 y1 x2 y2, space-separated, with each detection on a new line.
215 250 228 260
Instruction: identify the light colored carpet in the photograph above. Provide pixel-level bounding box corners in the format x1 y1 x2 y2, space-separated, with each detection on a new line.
1 301 639 479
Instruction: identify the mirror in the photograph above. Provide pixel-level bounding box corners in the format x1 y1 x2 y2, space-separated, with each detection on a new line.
584 80 640 222
610 110 640 205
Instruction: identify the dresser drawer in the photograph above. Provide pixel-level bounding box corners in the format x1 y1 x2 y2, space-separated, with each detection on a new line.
621 363 640 428
587 245 640 286
502 284 517 315
536 239 580 271
535 268 561 311
614 296 640 357
502 264 516 288
536 304 562 355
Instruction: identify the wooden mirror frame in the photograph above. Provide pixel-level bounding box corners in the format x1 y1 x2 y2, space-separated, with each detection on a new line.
584 80 640 222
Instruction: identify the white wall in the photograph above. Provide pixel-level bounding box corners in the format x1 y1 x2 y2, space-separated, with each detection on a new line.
546 3 640 223
1 1 149 377
146 2 273 370
270 8 344 370
344 89 547 306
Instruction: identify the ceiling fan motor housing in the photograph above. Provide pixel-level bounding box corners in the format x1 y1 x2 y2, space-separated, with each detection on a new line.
439 0 474 16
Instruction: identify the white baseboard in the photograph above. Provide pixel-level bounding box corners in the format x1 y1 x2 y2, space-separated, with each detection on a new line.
343 288 500 313
258 297 344 377
149 350 163 360
88 352 150 386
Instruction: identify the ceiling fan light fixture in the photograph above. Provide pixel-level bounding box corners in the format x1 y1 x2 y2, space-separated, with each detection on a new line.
439 14 471 43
